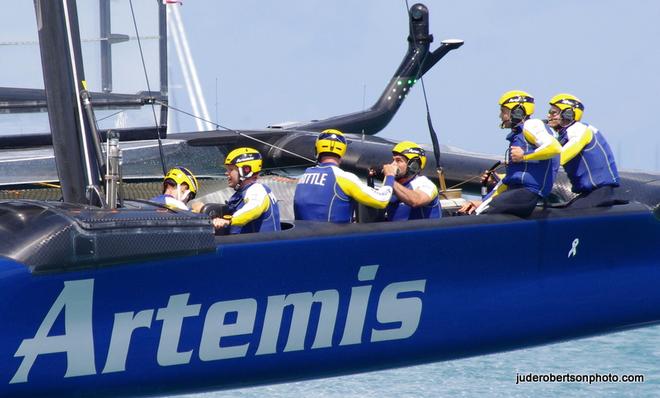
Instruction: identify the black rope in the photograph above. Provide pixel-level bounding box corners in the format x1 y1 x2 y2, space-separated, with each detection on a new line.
128 0 167 175
154 100 316 165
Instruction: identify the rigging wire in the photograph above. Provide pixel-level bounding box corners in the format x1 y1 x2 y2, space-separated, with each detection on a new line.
0 35 159 47
154 100 317 165
128 0 167 175
25 2 485 193
156 98 493 190
96 110 125 122
124 2 485 191
445 163 505 190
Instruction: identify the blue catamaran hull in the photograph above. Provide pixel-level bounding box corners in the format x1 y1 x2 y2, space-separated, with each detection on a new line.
2 206 658 397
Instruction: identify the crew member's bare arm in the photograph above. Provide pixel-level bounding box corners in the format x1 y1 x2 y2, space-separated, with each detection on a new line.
393 182 433 207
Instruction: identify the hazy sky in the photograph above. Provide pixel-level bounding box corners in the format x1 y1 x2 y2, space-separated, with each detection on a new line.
1 1 659 173
169 0 660 172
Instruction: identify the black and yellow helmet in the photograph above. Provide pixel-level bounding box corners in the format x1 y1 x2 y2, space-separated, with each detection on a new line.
225 147 263 179
392 141 426 177
392 141 427 170
499 90 535 119
549 93 584 122
315 129 347 159
164 167 198 197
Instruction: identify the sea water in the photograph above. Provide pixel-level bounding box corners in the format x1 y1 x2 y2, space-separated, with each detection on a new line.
172 324 659 398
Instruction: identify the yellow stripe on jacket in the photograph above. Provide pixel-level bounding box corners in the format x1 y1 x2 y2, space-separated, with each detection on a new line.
559 122 594 165
232 184 272 227
521 119 562 161
335 169 393 209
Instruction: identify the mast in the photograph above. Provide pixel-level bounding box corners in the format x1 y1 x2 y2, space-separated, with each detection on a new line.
34 0 104 205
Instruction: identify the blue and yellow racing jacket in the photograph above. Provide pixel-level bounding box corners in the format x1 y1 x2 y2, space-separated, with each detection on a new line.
501 119 561 198
557 121 619 194
226 182 281 234
150 194 189 211
294 162 395 223
386 175 441 221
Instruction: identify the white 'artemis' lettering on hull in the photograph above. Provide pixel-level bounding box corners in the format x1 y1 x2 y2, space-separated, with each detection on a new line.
10 265 426 383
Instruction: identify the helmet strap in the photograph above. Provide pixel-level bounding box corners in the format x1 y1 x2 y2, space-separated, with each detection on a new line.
238 165 253 181
174 183 191 203
180 189 191 203
559 119 576 129
234 166 255 190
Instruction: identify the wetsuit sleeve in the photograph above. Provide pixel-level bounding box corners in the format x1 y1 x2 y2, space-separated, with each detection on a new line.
411 176 438 199
475 181 508 214
231 184 271 227
521 119 562 161
336 169 394 209
151 195 190 211
560 122 593 165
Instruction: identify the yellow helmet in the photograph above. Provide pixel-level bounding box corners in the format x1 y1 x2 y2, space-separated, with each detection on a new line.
315 129 347 159
164 166 198 196
549 93 584 122
392 141 427 174
498 90 535 120
225 147 263 179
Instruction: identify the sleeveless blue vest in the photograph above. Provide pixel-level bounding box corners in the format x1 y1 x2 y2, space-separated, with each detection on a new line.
559 123 619 193
294 163 353 223
386 178 441 221
226 183 281 234
503 125 559 197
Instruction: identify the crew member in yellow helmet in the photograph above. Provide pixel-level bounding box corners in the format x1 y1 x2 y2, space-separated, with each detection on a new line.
293 129 398 223
150 166 199 211
215 147 281 234
386 141 441 220
547 93 620 208
461 90 561 217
